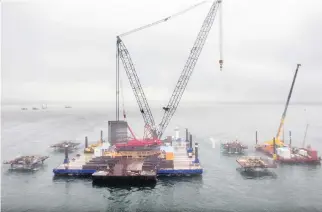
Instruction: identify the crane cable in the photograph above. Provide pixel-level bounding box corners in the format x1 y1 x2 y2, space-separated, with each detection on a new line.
119 0 209 37
219 0 223 71
120 79 126 120
120 76 138 139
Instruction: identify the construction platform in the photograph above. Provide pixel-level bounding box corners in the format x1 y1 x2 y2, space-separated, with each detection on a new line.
3 155 49 171
50 140 80 152
53 140 203 177
221 141 248 154
236 156 277 170
236 156 277 178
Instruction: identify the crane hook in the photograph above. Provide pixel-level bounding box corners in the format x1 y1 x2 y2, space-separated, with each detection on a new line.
219 59 223 71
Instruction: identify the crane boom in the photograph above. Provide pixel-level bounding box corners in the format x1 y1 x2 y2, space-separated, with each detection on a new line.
276 64 301 140
117 36 157 139
157 0 222 139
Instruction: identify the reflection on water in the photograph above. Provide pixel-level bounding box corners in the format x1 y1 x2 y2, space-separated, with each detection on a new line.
92 180 157 189
236 167 278 179
158 175 203 186
2 104 322 212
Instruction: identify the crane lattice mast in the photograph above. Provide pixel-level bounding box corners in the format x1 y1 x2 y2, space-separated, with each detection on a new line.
275 64 301 141
157 0 222 139
117 36 158 139
116 1 210 139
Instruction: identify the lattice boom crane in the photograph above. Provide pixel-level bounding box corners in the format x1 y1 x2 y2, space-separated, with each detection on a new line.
117 36 158 139
156 0 222 139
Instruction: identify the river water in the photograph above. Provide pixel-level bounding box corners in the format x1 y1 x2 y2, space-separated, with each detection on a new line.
1 103 322 212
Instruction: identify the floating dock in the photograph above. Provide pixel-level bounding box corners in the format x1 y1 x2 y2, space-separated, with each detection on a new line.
53 128 203 178
3 155 49 171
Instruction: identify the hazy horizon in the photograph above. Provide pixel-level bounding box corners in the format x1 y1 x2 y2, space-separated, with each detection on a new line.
2 0 322 104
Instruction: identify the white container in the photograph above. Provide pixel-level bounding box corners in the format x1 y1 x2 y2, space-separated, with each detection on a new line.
175 127 179 140
94 147 102 157
277 147 291 159
298 149 308 157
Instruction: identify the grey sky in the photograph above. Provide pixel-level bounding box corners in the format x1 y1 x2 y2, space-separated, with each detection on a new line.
1 0 322 104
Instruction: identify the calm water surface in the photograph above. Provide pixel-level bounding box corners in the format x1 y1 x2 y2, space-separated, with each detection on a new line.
1 103 322 212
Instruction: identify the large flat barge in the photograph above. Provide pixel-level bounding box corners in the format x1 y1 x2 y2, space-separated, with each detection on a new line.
53 129 203 178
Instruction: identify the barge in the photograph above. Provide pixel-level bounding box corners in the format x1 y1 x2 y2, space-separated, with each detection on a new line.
53 128 203 178
255 64 321 164
3 155 49 171
91 157 157 185
50 140 80 152
256 141 321 165
221 140 248 154
236 156 277 177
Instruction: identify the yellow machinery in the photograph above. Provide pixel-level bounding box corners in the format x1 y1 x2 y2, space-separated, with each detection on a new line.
84 140 102 154
262 64 301 149
165 152 174 160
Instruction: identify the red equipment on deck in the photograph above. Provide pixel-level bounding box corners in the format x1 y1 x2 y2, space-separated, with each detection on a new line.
115 139 162 148
277 147 321 164
256 145 321 164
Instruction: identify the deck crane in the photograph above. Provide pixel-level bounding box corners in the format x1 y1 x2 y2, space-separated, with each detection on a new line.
275 64 301 142
156 0 222 139
263 64 301 148
116 1 210 139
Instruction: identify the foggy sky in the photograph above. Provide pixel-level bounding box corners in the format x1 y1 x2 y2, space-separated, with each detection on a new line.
1 0 322 104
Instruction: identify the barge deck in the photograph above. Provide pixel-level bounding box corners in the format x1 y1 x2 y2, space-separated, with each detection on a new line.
53 132 203 177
